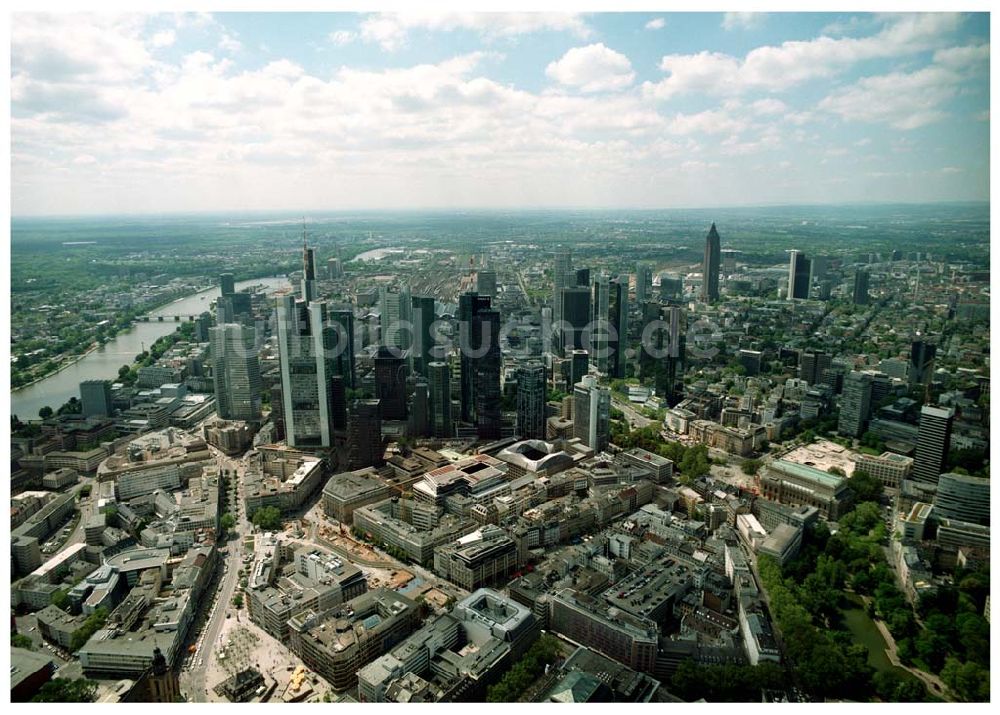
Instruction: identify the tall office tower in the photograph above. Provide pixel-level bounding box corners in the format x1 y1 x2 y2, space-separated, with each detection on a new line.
809 255 829 283
912 405 954 486
329 308 357 390
552 249 573 338
428 361 453 438
838 371 873 438
270 384 284 440
575 268 591 288
348 399 383 469
277 295 339 448
474 309 502 440
80 380 113 418
799 351 832 386
656 304 685 403
635 263 651 304
560 286 591 353
570 349 589 387
379 286 412 352
458 292 491 422
327 257 343 280
722 249 737 277
410 380 430 437
910 340 937 389
216 297 234 325
787 250 812 300
660 274 683 301
194 312 213 342
591 274 610 373
302 239 317 304
933 473 990 526
374 346 407 421
476 270 497 299
853 269 870 305
608 277 629 379
220 273 235 297
329 375 347 432
701 223 721 302
738 349 762 377
210 323 263 422
516 362 547 439
870 372 892 406
573 375 610 452
411 295 436 378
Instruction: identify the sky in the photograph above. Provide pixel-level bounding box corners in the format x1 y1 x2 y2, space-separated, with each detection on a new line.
9 10 991 216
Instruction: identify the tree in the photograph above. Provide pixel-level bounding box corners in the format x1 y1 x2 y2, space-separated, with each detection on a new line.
52 589 71 612
38 406 54 419
848 470 883 504
233 593 244 609
12 633 33 649
741 458 762 476
31 678 98 703
940 657 990 702
79 484 92 497
220 513 236 531
251 505 282 531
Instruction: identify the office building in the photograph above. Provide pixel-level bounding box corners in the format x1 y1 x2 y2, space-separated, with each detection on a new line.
458 292 501 439
410 380 430 437
374 347 407 421
738 350 762 377
428 361 453 439
573 375 610 452
516 362 547 440
608 277 628 379
799 351 831 386
838 371 872 438
570 349 589 387
220 272 235 297
433 525 519 591
80 380 113 418
301 241 317 303
911 405 954 486
549 589 658 673
348 400 383 470
210 324 262 422
910 340 937 388
379 287 411 351
853 269 870 305
560 286 591 353
635 262 652 303
329 308 357 389
854 452 913 490
476 270 497 299
701 223 721 302
591 274 610 373
787 250 811 300
933 473 989 526
411 295 436 377
551 249 573 340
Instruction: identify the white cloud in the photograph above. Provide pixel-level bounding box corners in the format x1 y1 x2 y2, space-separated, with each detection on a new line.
645 18 666 31
932 43 989 72
359 12 592 51
329 30 357 46
546 44 635 93
151 30 176 48
749 98 787 115
645 13 963 100
72 154 98 165
219 32 242 54
722 12 765 31
667 109 744 135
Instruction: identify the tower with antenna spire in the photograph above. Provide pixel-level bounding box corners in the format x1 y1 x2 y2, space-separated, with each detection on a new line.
301 218 316 303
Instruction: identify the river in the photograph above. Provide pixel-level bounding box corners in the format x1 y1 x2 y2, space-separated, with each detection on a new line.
11 277 291 420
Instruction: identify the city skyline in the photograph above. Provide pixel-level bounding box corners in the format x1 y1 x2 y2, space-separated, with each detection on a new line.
10 10 990 216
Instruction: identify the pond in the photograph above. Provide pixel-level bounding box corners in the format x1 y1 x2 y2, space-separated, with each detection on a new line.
840 594 914 680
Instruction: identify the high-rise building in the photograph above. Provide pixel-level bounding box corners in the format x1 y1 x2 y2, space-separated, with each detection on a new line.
410 380 430 437
635 263 652 304
799 351 832 386
458 292 490 422
608 277 629 379
220 273 235 297
701 223 721 302
655 305 684 403
573 375 610 452
910 340 937 388
560 286 591 353
570 349 589 387
374 346 407 421
330 375 347 433
348 399 383 469
329 308 357 390
788 250 811 300
933 473 989 526
428 361 453 439
327 257 343 280
911 405 954 486
302 241 317 304
277 295 340 448
379 287 408 351
516 362 547 440
476 270 497 299
853 269 870 305
411 295 436 378
575 268 591 288
552 249 573 342
79 380 113 418
738 350 762 377
838 371 872 438
458 292 501 438
591 275 610 373
659 274 682 301
211 323 263 422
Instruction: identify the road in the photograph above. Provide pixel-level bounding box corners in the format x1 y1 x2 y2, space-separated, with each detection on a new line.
181 447 251 701
611 394 654 429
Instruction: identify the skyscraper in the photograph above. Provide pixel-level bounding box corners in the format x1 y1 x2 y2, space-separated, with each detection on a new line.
277 295 339 448
701 223 721 302
591 274 610 373
476 270 497 299
516 362 547 439
853 269 870 305
656 305 684 403
788 250 812 300
374 346 407 421
838 371 872 438
635 263 652 304
458 292 501 438
409 379 430 437
302 240 317 304
329 308 357 390
608 277 628 379
910 340 937 389
220 273 235 297
411 295 436 378
570 349 589 387
80 380 113 418
911 405 954 486
428 361 453 438
211 323 263 422
560 286 591 353
573 375 610 452
933 473 990 526
348 399 383 469
799 351 832 386
552 249 573 346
